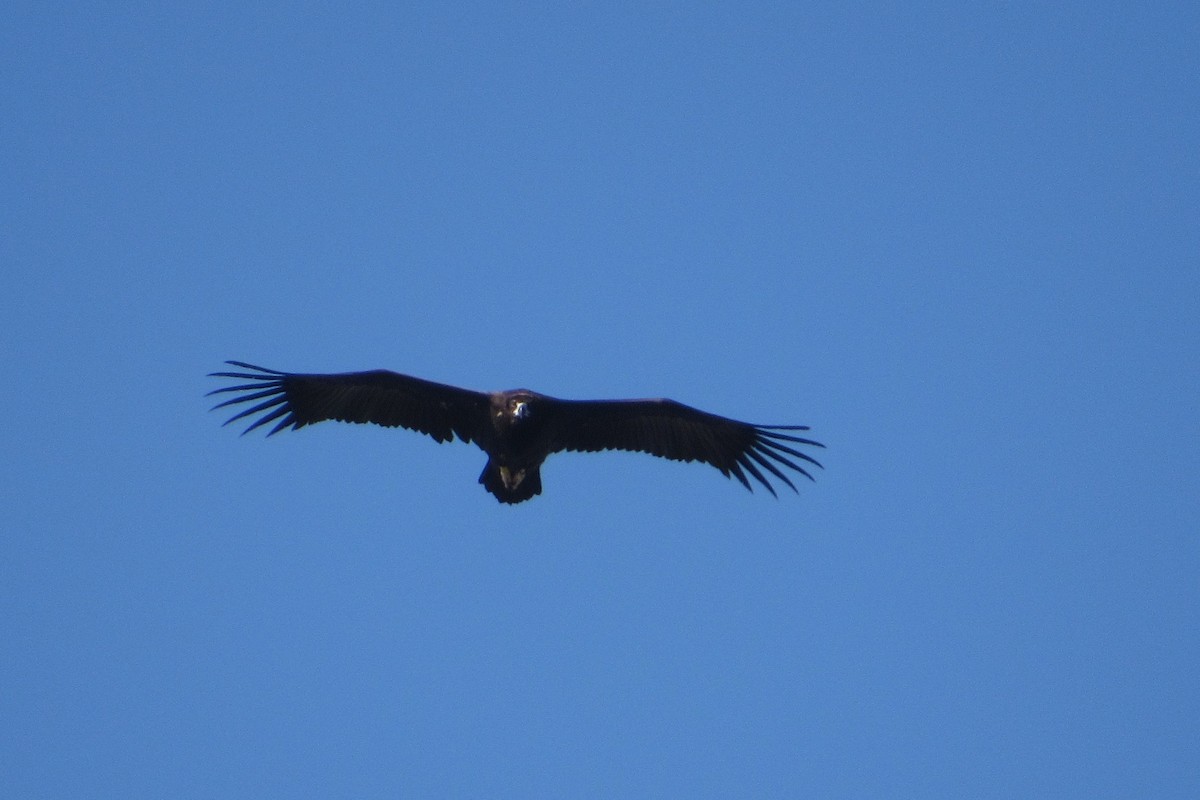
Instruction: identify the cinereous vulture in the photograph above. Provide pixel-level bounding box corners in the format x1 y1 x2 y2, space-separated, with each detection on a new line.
208 361 823 504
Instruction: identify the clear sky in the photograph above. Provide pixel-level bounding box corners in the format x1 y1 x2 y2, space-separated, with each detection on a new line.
3 2 1197 797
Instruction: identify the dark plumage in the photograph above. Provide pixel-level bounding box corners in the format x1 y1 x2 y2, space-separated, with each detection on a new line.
207 361 824 504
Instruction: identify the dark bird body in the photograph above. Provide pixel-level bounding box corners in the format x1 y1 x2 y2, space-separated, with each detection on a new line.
208 362 823 504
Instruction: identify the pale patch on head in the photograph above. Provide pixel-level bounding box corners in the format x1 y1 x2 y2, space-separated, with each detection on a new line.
512 400 530 420
498 466 526 489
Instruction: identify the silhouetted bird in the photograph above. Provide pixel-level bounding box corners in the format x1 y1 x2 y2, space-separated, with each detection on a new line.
208 361 823 504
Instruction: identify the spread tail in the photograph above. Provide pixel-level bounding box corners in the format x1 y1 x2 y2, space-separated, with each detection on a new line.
478 460 543 504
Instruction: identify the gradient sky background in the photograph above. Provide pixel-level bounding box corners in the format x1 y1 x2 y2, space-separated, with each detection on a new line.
3 2 1197 797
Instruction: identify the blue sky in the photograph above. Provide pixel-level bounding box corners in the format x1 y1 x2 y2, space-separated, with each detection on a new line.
3 2 1197 797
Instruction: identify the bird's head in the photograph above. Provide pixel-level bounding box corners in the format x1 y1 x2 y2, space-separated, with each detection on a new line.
493 391 536 428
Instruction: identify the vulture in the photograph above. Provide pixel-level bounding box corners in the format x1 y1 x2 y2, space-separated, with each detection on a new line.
208 361 823 504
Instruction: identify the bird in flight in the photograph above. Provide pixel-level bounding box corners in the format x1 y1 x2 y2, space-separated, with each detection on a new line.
208 361 823 504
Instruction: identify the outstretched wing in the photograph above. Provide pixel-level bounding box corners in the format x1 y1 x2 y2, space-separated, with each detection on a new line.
207 361 490 445
545 398 823 496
